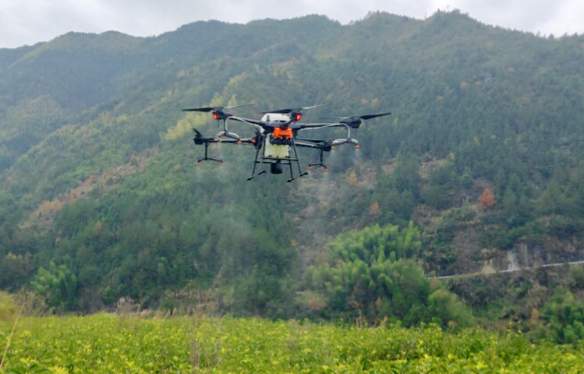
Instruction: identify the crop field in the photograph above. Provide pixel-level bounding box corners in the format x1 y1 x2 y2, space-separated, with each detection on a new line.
1 314 584 373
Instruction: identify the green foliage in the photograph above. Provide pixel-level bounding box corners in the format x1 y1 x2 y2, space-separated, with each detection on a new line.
0 314 582 373
542 288 584 344
306 223 473 327
31 262 78 311
0 11 584 324
423 162 459 210
327 222 422 263
0 291 15 322
570 266 584 288
0 253 31 292
428 288 474 328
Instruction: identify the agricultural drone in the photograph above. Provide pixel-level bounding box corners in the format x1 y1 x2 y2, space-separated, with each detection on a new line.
183 104 391 182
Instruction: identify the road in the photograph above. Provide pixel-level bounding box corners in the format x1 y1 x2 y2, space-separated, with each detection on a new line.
431 260 584 280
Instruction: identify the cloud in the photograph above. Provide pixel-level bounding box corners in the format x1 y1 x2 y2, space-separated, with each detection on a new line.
444 0 560 32
432 0 584 35
536 0 584 36
1 0 112 47
1 0 583 49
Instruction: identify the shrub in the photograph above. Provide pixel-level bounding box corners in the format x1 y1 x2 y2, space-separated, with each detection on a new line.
0 291 16 321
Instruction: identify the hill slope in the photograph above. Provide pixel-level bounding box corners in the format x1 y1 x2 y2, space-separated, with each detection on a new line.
1 11 584 319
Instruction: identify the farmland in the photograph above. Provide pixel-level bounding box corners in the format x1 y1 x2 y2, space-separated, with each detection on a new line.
1 314 583 373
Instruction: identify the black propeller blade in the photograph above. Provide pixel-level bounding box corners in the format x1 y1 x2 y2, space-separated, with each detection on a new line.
320 112 392 121
183 107 214 112
359 112 392 120
319 112 391 128
182 104 254 112
183 104 254 121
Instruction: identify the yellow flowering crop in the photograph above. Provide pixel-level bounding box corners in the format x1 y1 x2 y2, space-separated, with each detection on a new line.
0 314 583 373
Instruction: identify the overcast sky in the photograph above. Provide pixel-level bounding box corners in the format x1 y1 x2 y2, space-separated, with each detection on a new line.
1 0 583 49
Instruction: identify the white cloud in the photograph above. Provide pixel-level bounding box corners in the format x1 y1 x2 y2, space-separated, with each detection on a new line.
1 0 583 49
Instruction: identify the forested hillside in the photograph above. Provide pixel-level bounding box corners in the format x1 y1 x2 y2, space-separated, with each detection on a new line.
1 10 584 330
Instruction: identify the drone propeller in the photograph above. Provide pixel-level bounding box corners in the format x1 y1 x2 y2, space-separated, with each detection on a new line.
183 107 214 113
183 104 254 121
182 104 254 112
359 112 392 120
320 111 391 128
321 112 392 121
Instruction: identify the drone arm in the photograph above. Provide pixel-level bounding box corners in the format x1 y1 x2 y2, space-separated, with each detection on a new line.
193 129 253 145
298 123 355 145
212 116 262 142
229 116 265 131
296 122 344 131
193 135 219 145
216 138 254 144
294 140 325 150
332 138 359 146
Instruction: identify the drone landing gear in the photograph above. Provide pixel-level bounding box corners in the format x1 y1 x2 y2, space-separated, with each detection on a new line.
287 171 309 183
196 142 223 166
287 159 309 182
307 148 328 172
247 139 308 182
247 170 266 181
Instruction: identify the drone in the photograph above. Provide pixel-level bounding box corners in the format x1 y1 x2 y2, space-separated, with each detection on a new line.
183 104 391 182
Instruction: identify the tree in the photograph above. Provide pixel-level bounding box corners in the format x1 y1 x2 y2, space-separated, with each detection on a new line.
31 262 78 311
305 223 473 327
478 187 496 209
542 288 584 344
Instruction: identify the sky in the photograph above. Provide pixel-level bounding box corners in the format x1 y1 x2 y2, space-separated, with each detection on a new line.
1 0 583 49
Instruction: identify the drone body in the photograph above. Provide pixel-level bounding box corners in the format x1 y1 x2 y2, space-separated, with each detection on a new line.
183 105 391 182
261 113 292 161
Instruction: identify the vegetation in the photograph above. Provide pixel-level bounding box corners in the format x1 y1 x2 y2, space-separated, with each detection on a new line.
541 288 584 344
0 292 15 322
305 223 473 327
0 10 584 335
2 314 584 373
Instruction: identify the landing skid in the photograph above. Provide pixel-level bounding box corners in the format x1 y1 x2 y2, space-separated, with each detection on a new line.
307 148 328 172
196 142 223 166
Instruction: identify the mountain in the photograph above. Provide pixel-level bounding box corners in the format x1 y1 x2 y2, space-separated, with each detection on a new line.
1 11 584 322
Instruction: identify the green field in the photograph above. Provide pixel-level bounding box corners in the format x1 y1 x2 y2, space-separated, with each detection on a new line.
1 314 583 373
